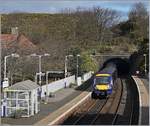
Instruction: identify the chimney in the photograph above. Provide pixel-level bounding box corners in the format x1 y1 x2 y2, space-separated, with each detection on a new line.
11 27 18 36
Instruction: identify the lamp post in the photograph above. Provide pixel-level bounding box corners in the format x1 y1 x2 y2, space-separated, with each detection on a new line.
3 53 19 87
30 53 50 86
76 54 80 79
143 54 147 75
64 55 73 78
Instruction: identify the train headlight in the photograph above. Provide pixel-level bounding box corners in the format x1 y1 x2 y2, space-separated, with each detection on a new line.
94 86 98 89
107 85 111 89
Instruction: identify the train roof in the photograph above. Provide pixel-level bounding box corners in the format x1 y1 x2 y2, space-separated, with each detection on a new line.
97 63 117 75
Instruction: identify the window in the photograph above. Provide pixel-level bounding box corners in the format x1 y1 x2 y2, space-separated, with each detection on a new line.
94 76 110 84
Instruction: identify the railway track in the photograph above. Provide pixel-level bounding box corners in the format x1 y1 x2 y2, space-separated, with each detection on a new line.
61 77 138 125
90 78 123 125
62 78 120 125
114 77 139 125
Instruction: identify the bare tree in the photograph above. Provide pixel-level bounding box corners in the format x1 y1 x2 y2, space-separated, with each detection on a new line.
128 2 149 41
93 7 120 43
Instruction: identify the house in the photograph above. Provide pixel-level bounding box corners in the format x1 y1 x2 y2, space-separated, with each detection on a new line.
1 27 37 55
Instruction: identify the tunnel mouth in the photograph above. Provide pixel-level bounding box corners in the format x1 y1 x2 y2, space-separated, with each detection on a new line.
102 58 130 76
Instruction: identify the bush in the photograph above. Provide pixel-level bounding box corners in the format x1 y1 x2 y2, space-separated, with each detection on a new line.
80 51 98 73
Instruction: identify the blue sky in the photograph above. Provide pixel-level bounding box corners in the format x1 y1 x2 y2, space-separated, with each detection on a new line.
0 0 149 20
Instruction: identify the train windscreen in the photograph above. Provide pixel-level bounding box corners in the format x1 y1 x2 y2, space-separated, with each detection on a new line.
94 76 110 85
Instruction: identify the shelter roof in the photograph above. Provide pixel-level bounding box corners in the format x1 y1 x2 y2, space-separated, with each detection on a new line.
5 80 39 91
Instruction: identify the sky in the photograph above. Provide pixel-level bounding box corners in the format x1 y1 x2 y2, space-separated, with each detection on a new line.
0 0 149 20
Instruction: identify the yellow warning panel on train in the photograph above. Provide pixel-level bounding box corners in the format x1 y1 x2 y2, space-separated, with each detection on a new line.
96 74 110 77
96 85 109 90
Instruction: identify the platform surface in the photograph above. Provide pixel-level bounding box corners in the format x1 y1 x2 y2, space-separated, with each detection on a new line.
35 90 91 125
132 76 149 125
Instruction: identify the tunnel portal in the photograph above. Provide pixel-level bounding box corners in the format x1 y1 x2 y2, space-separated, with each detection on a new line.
102 58 130 76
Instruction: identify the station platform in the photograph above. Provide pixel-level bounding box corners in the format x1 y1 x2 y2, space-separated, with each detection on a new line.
140 77 149 93
132 76 149 125
1 87 87 125
35 89 91 125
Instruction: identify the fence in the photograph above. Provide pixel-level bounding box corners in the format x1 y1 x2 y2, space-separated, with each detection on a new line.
41 75 75 97
77 71 93 86
41 71 93 97
82 71 93 82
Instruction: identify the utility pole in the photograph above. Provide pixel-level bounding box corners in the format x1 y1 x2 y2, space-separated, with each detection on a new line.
39 55 42 85
76 54 80 80
65 56 67 78
0 14 1 87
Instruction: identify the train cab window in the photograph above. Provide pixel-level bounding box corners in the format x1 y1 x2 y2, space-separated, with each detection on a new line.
94 76 110 85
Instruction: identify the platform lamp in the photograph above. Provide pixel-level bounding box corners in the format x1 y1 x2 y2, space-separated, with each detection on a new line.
76 54 80 80
3 53 20 88
64 55 73 78
30 53 50 86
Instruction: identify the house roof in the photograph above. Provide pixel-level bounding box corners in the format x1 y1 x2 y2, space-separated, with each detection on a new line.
1 34 37 51
4 80 39 91
1 34 17 42
17 34 37 49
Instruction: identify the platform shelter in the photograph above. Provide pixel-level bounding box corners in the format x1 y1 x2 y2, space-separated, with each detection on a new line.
2 80 40 117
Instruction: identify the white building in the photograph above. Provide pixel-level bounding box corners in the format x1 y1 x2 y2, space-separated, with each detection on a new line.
2 80 40 117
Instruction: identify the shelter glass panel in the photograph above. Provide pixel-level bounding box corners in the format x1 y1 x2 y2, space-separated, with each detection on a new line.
18 92 28 99
7 100 16 107
7 108 16 116
18 100 28 107
7 92 16 99
21 108 28 116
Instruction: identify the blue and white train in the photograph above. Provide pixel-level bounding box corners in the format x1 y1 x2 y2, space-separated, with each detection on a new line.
92 63 117 98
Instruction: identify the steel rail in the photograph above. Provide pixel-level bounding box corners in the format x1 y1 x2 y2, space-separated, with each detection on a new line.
89 98 109 124
72 96 110 125
112 78 134 125
111 79 124 124
72 99 98 125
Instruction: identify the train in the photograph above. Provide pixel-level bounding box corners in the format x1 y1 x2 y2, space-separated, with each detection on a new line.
91 62 117 98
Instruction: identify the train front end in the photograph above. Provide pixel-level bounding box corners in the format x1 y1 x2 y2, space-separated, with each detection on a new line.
92 73 113 98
